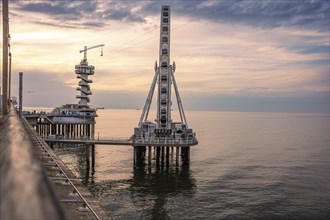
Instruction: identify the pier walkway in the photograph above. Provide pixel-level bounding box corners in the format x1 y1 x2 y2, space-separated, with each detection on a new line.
44 136 132 145
43 136 198 147
0 108 110 220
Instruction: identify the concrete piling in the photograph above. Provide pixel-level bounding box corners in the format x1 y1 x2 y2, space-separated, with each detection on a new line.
133 145 190 167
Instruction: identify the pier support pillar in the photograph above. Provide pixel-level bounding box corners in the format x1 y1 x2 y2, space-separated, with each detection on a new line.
48 124 50 136
85 144 91 183
133 147 137 167
91 124 95 139
181 147 190 164
86 145 90 168
161 147 165 163
176 147 179 165
74 125 77 138
148 146 152 165
156 147 160 165
166 147 170 164
91 144 95 175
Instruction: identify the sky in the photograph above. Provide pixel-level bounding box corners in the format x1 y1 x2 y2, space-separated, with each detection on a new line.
1 0 329 113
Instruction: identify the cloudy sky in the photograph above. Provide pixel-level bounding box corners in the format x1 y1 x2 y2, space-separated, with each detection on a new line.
2 0 330 113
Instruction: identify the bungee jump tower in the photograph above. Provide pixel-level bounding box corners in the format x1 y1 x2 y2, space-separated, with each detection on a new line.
25 45 104 140
132 5 198 166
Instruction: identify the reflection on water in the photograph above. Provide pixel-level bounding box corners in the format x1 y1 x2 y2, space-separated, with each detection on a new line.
51 110 330 219
53 144 96 185
53 143 196 219
131 164 195 219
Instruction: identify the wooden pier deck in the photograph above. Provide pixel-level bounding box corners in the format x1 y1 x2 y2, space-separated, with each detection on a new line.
44 137 132 145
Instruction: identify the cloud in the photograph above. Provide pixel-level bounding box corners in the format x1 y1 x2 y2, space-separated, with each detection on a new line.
81 21 106 28
19 2 79 16
12 0 329 31
296 45 329 54
12 0 145 29
197 0 329 31
18 1 97 19
7 0 330 113
100 4 145 22
139 0 329 32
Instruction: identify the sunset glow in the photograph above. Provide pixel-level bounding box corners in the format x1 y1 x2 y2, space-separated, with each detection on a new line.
2 0 329 112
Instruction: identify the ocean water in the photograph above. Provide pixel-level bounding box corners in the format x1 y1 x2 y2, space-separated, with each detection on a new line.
53 109 330 219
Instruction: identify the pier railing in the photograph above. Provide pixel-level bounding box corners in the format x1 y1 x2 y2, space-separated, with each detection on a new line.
43 135 132 145
94 136 131 141
42 135 198 147
44 135 131 141
21 115 102 220
0 107 67 220
132 137 198 146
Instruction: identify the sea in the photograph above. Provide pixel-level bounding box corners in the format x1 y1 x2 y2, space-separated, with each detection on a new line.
49 109 329 220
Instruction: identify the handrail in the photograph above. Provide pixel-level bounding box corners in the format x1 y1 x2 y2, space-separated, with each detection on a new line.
133 138 198 145
21 116 101 220
0 107 67 220
44 135 131 142
94 136 131 141
42 135 198 146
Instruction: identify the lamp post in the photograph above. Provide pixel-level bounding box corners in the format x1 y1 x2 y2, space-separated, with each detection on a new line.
2 0 9 115
8 33 12 102
19 72 23 118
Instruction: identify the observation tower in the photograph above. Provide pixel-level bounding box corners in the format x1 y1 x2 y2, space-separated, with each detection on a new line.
132 5 198 166
32 45 105 139
75 45 104 106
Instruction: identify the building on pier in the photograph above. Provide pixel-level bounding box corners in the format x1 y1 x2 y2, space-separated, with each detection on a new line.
24 45 105 139
132 5 198 166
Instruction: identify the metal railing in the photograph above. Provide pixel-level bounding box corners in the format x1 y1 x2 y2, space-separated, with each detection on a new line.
94 136 131 141
0 107 67 220
21 115 101 220
132 137 198 146
43 135 132 143
44 135 131 141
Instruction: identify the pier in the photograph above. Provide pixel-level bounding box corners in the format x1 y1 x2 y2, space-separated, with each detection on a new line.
1 3 198 219
1 107 109 220
44 136 132 145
